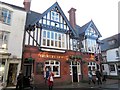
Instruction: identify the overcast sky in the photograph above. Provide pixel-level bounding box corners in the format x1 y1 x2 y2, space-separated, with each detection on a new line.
1 0 119 39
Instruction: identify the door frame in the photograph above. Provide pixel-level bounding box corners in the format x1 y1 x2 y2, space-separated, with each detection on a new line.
71 61 80 82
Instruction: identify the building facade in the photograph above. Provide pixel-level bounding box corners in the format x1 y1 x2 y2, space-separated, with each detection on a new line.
101 33 120 77
23 2 102 86
0 1 26 87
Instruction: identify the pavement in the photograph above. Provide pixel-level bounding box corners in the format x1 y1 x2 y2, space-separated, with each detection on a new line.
1 79 119 90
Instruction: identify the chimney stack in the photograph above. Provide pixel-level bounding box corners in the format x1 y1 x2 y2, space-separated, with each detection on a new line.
23 0 31 12
68 8 76 29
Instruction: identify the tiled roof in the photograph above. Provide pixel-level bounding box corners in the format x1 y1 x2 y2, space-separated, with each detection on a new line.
101 33 120 51
25 11 41 28
76 20 102 38
0 1 25 11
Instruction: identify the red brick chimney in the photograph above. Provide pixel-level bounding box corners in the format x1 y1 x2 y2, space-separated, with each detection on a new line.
23 0 31 12
68 8 76 29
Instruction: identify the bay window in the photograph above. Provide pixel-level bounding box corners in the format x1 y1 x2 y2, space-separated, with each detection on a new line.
41 29 66 49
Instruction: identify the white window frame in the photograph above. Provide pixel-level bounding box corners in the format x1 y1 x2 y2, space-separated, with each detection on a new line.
2 8 12 25
88 62 97 75
45 60 60 77
51 11 59 22
70 61 81 75
0 31 9 49
41 29 66 49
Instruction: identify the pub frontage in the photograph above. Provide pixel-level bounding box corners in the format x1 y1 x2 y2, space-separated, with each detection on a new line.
22 2 102 86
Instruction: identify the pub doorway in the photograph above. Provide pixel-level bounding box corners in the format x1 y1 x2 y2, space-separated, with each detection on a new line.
71 61 80 82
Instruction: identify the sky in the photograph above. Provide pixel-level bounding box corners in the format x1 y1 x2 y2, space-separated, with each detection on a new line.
1 0 119 39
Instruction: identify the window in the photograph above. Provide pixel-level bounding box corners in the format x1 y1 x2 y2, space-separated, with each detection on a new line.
88 62 97 75
109 64 115 72
41 29 66 49
86 39 97 53
0 31 9 49
116 50 119 57
45 60 60 77
70 61 81 75
2 8 12 25
51 11 59 22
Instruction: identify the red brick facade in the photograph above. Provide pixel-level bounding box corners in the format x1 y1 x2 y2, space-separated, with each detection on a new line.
23 45 101 85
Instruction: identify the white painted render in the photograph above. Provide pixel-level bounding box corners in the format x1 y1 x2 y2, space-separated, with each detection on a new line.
0 3 27 58
107 48 119 62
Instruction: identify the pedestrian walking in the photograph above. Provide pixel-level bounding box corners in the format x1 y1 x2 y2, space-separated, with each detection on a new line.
16 72 23 90
102 71 107 82
48 71 54 90
88 70 95 85
45 68 50 84
95 69 102 85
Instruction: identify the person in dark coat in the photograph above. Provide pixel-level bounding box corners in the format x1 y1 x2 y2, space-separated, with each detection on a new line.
16 72 23 90
95 69 102 85
45 68 50 84
102 71 107 82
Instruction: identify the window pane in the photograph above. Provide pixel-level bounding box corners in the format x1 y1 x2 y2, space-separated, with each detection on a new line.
55 41 57 47
47 32 50 38
51 40 54 46
55 33 57 40
47 39 50 46
51 32 54 39
43 39 46 45
50 61 54 64
43 31 46 37
58 34 61 40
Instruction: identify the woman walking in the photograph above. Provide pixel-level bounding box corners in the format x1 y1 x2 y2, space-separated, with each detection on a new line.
48 71 54 90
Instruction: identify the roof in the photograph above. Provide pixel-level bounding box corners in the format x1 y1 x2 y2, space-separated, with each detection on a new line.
26 2 76 36
0 1 25 11
76 20 102 38
25 11 41 28
101 33 120 51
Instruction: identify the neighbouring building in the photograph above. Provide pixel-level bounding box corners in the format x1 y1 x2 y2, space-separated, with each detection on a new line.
101 33 120 77
0 1 26 87
23 2 102 86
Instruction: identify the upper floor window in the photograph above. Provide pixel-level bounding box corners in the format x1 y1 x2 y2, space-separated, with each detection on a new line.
1 8 12 25
51 11 59 22
86 39 97 53
0 31 9 49
41 29 66 49
116 50 119 57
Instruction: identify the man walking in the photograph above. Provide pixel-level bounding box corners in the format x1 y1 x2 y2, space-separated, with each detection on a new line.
95 69 102 85
88 70 95 85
